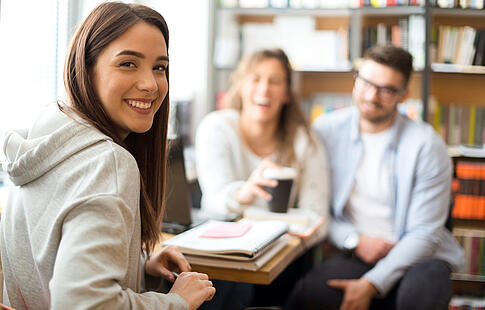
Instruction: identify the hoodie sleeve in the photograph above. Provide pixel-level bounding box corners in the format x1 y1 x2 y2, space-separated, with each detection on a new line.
49 195 188 310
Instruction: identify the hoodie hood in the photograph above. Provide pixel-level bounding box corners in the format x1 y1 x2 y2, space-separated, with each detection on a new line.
1 104 109 186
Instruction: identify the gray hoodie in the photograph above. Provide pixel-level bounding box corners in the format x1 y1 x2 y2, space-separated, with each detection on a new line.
1 104 187 309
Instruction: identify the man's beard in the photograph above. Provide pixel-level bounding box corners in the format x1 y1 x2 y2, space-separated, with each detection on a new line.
360 101 397 124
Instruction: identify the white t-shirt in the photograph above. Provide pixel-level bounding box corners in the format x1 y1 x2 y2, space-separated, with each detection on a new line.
347 128 395 241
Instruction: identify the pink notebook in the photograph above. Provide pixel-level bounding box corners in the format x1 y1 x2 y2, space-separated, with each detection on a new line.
200 222 252 238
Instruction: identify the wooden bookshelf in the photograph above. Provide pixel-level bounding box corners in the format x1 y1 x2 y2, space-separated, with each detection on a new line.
211 5 430 110
210 5 485 304
431 73 485 105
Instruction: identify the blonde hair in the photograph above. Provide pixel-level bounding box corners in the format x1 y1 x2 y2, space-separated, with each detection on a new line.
222 48 313 165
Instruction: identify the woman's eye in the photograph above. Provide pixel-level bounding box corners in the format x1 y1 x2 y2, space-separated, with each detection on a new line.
270 78 283 85
120 62 136 68
154 64 167 72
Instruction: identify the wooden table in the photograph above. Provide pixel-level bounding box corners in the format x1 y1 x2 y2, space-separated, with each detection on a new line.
156 234 304 285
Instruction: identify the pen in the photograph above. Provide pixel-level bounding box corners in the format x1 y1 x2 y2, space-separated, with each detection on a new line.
172 271 179 279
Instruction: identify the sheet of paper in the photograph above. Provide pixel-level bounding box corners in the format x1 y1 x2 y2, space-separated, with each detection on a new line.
200 222 252 238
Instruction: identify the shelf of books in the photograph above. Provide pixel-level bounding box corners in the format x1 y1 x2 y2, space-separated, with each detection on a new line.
452 160 485 220
449 296 485 310
449 155 485 306
432 0 484 10
213 1 431 110
430 101 485 146
452 228 485 279
218 0 425 9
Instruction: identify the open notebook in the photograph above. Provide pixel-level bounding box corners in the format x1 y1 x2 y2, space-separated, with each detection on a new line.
162 219 289 260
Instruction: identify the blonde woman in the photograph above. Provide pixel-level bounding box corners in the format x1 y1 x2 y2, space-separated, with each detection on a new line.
196 48 330 223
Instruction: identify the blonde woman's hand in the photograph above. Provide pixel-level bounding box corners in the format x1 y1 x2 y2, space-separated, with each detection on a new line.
234 159 280 205
145 246 191 282
169 272 216 310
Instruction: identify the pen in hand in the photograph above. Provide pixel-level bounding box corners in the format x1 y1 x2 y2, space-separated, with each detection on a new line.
172 271 180 281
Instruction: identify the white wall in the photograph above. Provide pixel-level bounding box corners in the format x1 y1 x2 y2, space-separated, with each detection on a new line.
0 0 212 144
0 1 60 131
142 0 211 142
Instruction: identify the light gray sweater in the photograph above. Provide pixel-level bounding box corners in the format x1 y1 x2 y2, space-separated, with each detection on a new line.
0 104 187 309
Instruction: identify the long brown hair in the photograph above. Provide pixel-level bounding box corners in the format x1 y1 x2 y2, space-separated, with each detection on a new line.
63 2 169 254
222 48 312 165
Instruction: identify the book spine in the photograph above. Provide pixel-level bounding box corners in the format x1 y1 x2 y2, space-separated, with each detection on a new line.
471 236 479 274
468 105 476 145
479 236 485 276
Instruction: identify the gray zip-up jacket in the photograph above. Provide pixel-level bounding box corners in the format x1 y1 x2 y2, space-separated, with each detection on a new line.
1 104 187 309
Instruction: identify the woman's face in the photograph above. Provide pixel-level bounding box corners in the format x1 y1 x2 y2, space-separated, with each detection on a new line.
240 58 289 124
92 22 168 140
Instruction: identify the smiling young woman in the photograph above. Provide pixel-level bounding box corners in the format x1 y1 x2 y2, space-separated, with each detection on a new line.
1 3 214 310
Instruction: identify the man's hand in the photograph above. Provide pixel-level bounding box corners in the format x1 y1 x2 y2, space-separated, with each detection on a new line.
327 278 378 310
145 246 191 282
355 235 395 265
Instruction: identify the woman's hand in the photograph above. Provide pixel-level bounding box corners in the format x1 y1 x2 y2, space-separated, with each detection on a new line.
145 246 191 282
235 159 280 205
169 272 216 310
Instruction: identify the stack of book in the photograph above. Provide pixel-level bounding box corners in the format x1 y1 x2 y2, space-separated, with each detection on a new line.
453 228 485 278
162 219 289 271
432 25 485 67
429 102 485 146
218 0 424 9
449 296 485 310
435 0 485 8
362 15 425 69
453 161 485 220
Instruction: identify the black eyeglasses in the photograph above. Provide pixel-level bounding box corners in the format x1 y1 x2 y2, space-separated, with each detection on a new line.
354 73 405 100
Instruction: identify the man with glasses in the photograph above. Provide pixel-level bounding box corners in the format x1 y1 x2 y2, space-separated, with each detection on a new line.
286 45 463 310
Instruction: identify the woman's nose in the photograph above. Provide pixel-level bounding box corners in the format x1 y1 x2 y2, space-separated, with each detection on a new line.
256 79 270 95
137 70 158 94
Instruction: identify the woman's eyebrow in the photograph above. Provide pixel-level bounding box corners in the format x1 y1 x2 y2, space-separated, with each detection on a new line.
115 50 169 62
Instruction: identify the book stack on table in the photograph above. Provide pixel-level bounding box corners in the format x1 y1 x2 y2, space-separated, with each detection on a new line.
162 219 290 271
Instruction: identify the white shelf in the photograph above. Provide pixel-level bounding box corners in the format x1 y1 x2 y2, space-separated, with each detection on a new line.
431 7 485 17
451 273 485 282
431 63 485 75
357 6 425 16
217 7 352 16
217 6 425 16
